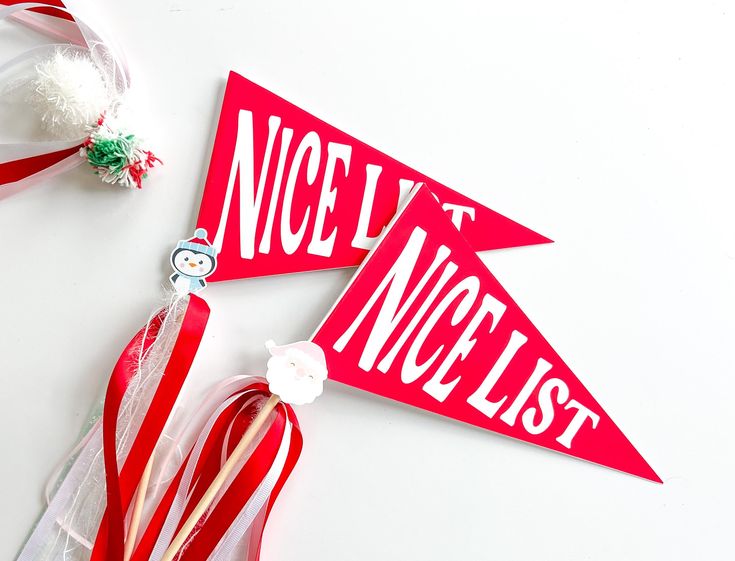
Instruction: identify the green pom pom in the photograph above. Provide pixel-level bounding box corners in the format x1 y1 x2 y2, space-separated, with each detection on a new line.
85 134 136 174
81 116 160 189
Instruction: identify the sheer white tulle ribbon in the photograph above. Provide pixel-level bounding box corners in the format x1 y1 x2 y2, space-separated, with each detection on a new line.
147 378 298 561
0 1 157 197
15 294 195 561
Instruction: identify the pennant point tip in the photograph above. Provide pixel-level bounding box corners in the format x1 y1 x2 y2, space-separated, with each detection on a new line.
635 460 662 484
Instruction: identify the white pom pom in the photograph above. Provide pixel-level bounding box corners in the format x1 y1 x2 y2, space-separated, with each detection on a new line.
29 50 112 139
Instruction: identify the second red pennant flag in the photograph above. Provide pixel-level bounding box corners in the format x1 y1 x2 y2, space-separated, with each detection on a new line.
312 186 659 482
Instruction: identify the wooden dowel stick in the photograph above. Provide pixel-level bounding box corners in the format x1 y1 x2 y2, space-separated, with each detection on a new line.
159 393 280 561
124 453 155 561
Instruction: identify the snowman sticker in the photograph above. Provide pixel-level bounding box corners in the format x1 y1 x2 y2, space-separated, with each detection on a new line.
170 228 217 295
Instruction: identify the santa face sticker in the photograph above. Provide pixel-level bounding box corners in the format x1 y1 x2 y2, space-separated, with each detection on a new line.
170 228 218 294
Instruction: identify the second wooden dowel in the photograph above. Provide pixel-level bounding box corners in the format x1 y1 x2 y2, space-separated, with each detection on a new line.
159 393 281 561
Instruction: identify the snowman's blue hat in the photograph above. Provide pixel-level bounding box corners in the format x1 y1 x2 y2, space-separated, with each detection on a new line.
177 228 216 257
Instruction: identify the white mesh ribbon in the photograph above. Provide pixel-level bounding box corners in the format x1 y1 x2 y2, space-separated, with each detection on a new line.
0 1 150 197
15 296 189 561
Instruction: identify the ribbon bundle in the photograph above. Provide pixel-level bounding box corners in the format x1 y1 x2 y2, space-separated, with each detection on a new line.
132 379 301 561
17 294 304 561
0 1 159 198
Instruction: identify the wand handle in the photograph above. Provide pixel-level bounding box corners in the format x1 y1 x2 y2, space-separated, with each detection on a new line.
123 454 154 561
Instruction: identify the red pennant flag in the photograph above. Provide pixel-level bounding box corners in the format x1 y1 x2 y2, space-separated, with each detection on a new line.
196 72 551 282
312 186 659 482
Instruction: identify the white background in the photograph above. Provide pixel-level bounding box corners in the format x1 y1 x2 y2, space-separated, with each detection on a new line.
2 1 734 559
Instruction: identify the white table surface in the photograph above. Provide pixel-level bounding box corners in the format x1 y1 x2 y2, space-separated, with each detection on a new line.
1 1 734 559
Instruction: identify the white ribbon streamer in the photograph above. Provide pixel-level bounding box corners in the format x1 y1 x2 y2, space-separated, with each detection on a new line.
208 421 292 561
148 385 292 561
0 1 132 193
14 297 190 561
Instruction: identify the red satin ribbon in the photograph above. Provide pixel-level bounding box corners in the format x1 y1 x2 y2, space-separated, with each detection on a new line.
90 295 210 561
1 0 73 21
0 147 81 186
131 382 302 561
89 295 303 561
0 1 102 190
181 389 301 561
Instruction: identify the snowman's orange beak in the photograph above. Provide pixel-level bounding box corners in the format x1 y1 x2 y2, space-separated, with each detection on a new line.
189 262 198 268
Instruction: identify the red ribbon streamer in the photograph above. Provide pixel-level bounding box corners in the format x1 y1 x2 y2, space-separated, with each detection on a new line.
88 295 302 561
0 147 80 186
1 0 73 21
132 381 302 561
91 295 210 561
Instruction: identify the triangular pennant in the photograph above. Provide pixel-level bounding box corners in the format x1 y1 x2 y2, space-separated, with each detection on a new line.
312 186 659 482
196 72 551 282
